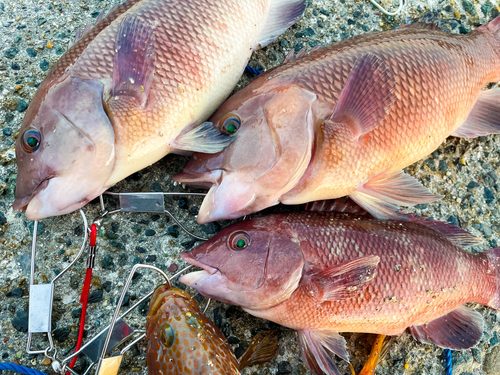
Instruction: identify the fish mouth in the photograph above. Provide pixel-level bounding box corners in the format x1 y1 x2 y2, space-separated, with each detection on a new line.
173 169 222 189
12 177 53 211
179 251 220 286
180 252 218 275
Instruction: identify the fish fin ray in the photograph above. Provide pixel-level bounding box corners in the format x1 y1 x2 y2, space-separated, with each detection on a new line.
406 215 482 247
409 305 484 349
112 15 156 107
452 89 500 138
397 12 442 31
350 170 443 220
257 0 306 48
328 54 396 141
304 197 370 216
283 45 321 65
170 122 236 153
237 331 279 370
298 329 348 375
304 256 379 302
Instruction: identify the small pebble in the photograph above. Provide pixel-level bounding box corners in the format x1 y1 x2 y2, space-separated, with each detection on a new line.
102 281 112 293
71 308 82 319
5 288 23 297
167 263 178 273
16 99 28 112
53 327 71 342
145 254 156 263
40 60 50 71
4 47 19 59
26 47 37 57
178 197 189 209
101 254 114 270
11 310 28 332
484 187 495 204
88 289 104 304
145 229 155 236
0 211 6 225
168 225 179 238
277 361 293 374
136 246 147 253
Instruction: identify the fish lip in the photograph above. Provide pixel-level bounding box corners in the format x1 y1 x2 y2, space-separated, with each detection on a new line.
13 176 53 211
180 252 218 275
173 169 222 188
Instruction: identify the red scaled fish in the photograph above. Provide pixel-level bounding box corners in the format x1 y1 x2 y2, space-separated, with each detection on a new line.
174 15 500 224
179 211 500 375
146 285 278 374
13 0 305 220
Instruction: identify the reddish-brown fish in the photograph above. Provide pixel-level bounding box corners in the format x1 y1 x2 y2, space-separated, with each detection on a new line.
13 0 305 220
180 211 500 375
146 285 279 374
175 16 500 223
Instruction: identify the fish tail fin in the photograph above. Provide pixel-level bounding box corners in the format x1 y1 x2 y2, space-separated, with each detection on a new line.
476 16 500 67
485 247 500 310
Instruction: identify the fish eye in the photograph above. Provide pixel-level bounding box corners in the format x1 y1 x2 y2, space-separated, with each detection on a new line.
228 231 250 251
219 114 241 135
22 129 41 153
160 323 175 347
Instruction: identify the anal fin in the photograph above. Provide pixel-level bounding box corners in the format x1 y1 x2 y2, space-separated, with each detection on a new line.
112 15 156 107
409 305 484 350
350 170 443 220
452 89 500 138
298 329 349 375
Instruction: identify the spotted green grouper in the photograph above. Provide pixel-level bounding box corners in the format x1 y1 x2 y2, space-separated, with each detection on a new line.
180 211 500 375
146 285 278 374
13 0 306 220
174 15 500 223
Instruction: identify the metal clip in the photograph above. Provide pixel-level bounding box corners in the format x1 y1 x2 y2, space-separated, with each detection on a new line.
94 264 171 375
100 191 209 241
27 210 89 355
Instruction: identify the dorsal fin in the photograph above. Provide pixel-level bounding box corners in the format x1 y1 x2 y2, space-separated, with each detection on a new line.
397 12 442 31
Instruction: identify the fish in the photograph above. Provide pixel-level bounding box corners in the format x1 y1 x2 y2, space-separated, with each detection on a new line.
146 285 279 374
174 15 500 224
13 0 306 220
179 210 500 375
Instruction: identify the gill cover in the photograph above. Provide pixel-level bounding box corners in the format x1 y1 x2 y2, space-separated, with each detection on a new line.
176 86 316 223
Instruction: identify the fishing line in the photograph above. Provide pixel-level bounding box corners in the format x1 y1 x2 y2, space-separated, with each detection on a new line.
445 349 453 375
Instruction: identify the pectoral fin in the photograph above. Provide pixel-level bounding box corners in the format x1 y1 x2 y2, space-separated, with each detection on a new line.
303 256 379 303
409 305 484 350
350 170 443 220
112 15 156 107
170 122 237 153
452 89 500 138
328 54 396 142
298 329 349 375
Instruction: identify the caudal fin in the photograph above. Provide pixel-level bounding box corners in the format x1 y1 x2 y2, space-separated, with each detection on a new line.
486 247 500 310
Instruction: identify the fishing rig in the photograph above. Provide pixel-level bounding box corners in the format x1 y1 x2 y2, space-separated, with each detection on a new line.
22 190 210 375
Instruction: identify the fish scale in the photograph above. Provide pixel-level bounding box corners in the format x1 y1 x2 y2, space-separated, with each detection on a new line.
14 0 306 219
175 17 500 223
255 213 492 334
180 209 500 373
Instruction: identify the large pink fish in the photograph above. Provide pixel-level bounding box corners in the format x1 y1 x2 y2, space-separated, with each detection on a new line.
13 0 305 220
179 210 500 375
174 16 500 223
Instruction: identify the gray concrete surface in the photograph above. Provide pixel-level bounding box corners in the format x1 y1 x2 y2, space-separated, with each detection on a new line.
1 0 500 374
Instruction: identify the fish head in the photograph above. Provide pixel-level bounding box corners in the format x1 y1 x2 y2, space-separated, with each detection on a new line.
13 76 115 220
175 85 316 223
180 215 304 310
